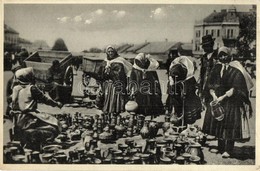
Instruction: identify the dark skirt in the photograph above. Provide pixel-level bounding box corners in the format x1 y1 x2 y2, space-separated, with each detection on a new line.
202 98 246 141
102 81 126 114
135 93 164 116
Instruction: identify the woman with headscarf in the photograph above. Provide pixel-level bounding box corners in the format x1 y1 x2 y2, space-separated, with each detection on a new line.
166 56 202 128
11 67 63 150
129 53 164 118
203 46 253 158
94 45 132 115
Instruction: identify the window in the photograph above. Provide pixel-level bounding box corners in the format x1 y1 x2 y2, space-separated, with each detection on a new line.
196 30 200 38
227 29 230 38
217 30 220 37
231 29 233 38
211 30 214 36
206 30 208 35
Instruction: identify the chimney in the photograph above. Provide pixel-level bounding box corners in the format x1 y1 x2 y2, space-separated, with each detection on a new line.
165 38 168 42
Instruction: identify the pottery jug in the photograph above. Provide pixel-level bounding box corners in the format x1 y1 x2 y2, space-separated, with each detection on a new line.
186 143 204 164
140 121 150 139
149 121 159 139
125 100 138 112
162 116 171 133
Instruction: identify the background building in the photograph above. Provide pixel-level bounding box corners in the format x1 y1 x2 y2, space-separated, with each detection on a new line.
193 5 256 57
4 24 20 52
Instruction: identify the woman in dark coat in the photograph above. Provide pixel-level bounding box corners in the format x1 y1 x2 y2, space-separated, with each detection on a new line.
129 53 164 118
166 56 202 127
95 45 132 115
203 46 252 158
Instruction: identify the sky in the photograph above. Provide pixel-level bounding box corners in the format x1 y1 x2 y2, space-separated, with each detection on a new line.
4 4 253 52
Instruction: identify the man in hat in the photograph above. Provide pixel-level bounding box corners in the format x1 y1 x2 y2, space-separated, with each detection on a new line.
199 35 218 105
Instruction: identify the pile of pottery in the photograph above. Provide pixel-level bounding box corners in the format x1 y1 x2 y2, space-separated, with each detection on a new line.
3 99 208 164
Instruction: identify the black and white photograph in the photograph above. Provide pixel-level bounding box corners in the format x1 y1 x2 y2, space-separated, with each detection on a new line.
1 1 258 169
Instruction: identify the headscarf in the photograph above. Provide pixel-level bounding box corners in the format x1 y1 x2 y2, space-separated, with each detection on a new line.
133 53 159 79
218 47 254 91
14 67 35 85
104 45 132 76
170 56 194 80
105 45 119 59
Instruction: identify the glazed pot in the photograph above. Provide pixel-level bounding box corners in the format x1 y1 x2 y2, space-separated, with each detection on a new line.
115 122 125 139
143 139 156 154
118 144 128 156
175 156 185 165
12 154 26 164
186 143 204 163
149 121 159 139
162 116 171 133
55 154 67 164
41 153 53 163
125 100 138 112
140 121 150 139
140 153 150 164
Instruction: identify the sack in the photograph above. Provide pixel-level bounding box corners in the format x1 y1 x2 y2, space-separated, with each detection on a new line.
238 111 251 143
210 100 225 121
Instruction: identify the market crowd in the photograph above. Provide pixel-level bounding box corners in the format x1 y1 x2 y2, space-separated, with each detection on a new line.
6 35 254 160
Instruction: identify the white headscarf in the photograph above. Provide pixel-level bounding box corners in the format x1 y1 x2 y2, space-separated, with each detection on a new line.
133 53 159 72
104 45 132 76
170 56 194 80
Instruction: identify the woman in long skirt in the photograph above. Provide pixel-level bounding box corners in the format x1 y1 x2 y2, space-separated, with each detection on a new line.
129 53 164 118
203 46 253 158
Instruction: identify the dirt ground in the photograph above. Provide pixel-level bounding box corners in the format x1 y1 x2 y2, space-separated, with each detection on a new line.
3 60 256 165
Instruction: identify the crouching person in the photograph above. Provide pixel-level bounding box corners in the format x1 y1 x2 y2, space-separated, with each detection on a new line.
10 67 63 150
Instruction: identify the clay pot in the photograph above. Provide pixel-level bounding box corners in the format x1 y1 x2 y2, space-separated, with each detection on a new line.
140 154 150 164
175 156 185 164
186 143 204 163
41 153 53 163
12 155 26 163
162 116 171 133
118 144 128 156
140 121 150 139
31 151 41 163
143 139 156 154
149 121 159 139
115 121 126 139
42 145 62 154
55 154 67 164
125 100 138 112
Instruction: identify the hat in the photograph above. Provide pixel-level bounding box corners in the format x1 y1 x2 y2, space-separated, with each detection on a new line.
200 35 215 45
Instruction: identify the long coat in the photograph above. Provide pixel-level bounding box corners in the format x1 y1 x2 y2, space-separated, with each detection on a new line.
199 50 218 102
129 68 164 116
202 64 251 140
96 60 128 114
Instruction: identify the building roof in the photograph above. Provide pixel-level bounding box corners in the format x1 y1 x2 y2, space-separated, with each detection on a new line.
4 24 19 34
181 43 193 50
126 42 149 53
203 10 251 23
116 44 133 53
136 41 176 54
31 40 50 49
18 37 32 44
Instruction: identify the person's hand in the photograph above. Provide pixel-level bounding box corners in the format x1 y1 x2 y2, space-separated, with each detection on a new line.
57 102 63 109
216 95 225 103
225 88 234 97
